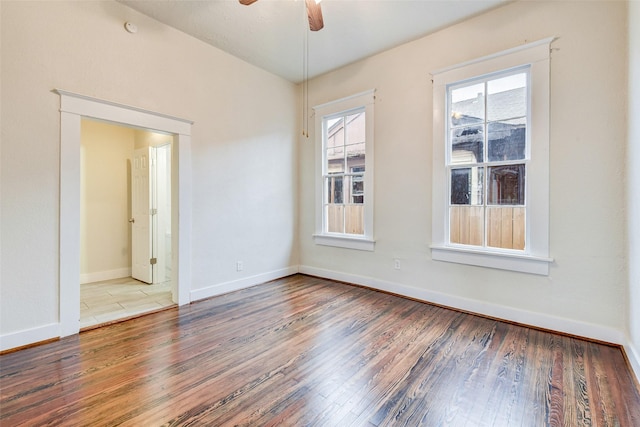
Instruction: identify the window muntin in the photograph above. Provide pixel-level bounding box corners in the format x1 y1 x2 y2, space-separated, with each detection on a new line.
323 110 366 235
447 68 529 251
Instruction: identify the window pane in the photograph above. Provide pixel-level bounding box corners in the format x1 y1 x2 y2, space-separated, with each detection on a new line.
450 206 484 246
450 167 483 205
451 83 484 126
345 112 365 145
487 165 525 205
487 206 525 250
326 117 344 146
326 115 345 173
346 142 365 169
451 125 484 164
488 119 526 161
326 204 344 233
327 117 342 128
326 176 343 204
345 205 364 235
487 73 526 121
350 174 364 204
326 141 345 174
337 175 364 204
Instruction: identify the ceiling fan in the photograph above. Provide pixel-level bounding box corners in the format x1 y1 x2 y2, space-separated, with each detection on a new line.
239 0 324 31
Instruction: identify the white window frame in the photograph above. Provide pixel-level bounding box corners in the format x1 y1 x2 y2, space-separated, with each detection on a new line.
313 89 375 251
431 38 555 275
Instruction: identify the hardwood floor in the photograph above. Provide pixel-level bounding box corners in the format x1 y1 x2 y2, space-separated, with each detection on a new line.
1 274 639 426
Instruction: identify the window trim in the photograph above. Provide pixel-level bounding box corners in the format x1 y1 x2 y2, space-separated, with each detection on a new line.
431 38 555 275
313 89 375 251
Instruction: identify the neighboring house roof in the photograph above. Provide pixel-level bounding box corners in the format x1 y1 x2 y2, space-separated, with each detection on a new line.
450 87 526 163
451 87 526 127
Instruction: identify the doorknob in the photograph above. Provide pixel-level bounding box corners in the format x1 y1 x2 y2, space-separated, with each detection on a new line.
129 218 135 223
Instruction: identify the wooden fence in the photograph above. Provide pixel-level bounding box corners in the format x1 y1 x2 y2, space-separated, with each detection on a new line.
326 204 524 249
327 205 364 235
450 206 525 250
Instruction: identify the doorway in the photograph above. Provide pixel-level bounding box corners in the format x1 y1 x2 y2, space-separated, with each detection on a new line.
57 90 192 337
79 119 175 328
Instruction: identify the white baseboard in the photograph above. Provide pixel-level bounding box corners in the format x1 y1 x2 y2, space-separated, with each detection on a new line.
190 266 299 302
0 323 59 352
80 268 131 284
299 265 626 346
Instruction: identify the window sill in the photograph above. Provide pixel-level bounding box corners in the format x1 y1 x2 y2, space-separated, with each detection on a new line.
313 234 375 251
430 245 552 275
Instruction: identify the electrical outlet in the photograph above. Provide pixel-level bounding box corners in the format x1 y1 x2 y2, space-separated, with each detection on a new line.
394 259 401 270
236 261 243 272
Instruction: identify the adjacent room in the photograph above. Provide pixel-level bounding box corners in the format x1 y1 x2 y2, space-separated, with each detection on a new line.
1 0 640 424
80 119 175 328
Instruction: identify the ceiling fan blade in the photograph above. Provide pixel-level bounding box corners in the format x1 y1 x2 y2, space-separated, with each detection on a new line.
239 0 258 5
305 0 324 31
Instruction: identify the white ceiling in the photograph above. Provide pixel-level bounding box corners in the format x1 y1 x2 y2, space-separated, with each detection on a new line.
119 0 507 83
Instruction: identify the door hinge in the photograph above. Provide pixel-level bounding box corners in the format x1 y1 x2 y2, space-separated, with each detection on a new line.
150 208 157 215
150 258 157 265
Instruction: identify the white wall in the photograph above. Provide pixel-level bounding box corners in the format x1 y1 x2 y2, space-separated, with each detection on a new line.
300 1 628 343
80 120 135 282
0 0 298 345
627 0 640 379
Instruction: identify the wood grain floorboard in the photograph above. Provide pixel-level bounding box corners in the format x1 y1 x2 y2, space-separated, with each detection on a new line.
1 274 639 426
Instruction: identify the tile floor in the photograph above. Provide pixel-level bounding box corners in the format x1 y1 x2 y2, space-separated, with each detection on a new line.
80 277 175 329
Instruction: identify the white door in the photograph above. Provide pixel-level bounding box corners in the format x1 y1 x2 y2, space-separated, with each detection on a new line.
131 147 153 283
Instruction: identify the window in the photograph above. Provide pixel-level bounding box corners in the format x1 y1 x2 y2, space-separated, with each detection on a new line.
448 68 528 250
325 112 365 234
313 90 375 251
431 38 554 275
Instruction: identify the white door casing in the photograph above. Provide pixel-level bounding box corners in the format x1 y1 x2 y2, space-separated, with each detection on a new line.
132 147 153 284
57 89 192 338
